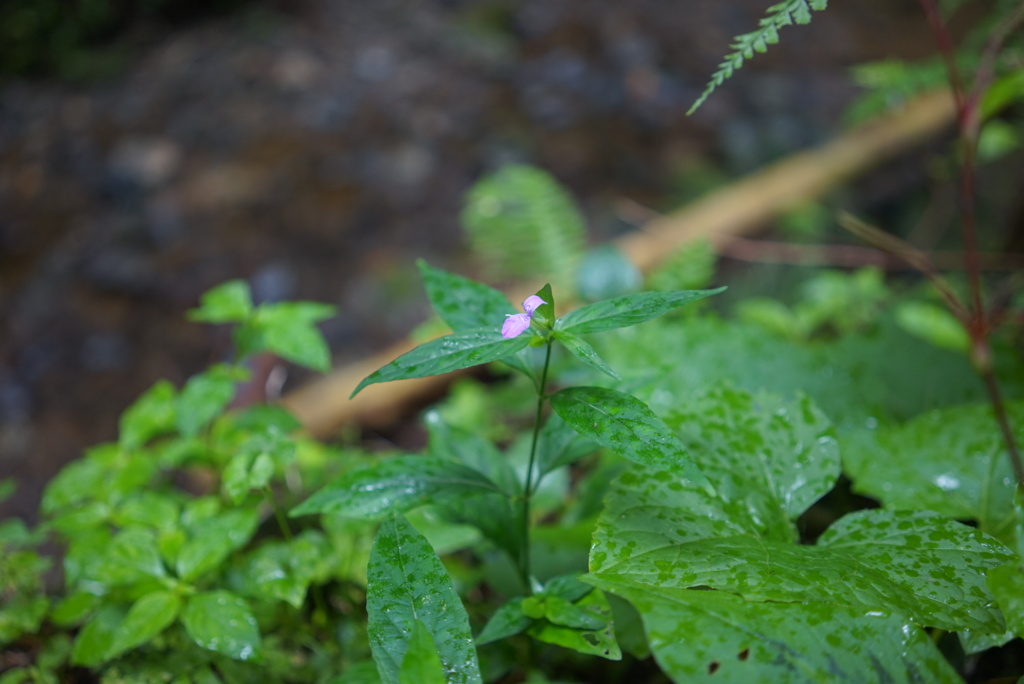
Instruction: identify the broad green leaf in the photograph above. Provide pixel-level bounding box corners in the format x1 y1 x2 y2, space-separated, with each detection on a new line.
665 385 840 539
351 330 531 397
106 590 181 659
844 401 1024 545
291 456 502 519
526 589 620 660
433 492 521 563
398 620 447 684
232 534 329 609
417 260 514 332
176 507 260 582
555 288 724 334
258 302 337 372
176 364 246 437
366 514 482 684
425 412 520 496
86 527 168 588
988 562 1024 637
589 576 960 684
71 604 123 667
188 280 253 323
181 591 261 661
532 283 555 328
112 492 181 533
475 599 532 645
119 381 177 449
553 331 620 380
550 386 710 494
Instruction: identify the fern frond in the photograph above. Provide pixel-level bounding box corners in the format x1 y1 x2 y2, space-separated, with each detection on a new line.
460 164 586 293
688 0 828 115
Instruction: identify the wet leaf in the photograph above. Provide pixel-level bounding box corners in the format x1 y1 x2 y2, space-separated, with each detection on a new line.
181 590 261 661
291 456 502 519
550 386 710 494
398 619 447 684
417 260 514 333
844 401 1023 545
589 576 960 684
553 331 620 380
352 331 531 397
176 364 246 437
527 589 620 660
367 513 482 684
555 288 724 335
176 507 260 582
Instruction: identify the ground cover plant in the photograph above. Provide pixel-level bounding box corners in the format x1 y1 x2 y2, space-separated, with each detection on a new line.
3 0 1024 681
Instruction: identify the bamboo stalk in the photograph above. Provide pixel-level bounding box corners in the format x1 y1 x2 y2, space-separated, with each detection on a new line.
281 89 957 437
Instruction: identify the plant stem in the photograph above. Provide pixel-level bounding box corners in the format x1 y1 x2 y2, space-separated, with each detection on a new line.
917 0 1024 489
519 342 554 592
265 486 295 542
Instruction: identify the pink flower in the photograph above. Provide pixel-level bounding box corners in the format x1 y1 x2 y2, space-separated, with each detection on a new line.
502 295 546 338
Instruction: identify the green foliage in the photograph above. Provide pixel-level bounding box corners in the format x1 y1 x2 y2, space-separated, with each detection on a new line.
460 165 586 291
688 0 829 114
366 514 482 684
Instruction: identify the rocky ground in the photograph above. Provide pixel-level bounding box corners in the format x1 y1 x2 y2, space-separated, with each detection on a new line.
0 0 936 520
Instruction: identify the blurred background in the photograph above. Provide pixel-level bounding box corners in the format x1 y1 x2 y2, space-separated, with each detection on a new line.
0 0 987 522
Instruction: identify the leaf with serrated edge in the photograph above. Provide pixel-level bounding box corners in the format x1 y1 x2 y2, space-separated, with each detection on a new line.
352 331 530 397
367 514 482 684
844 401 1023 545
588 576 959 684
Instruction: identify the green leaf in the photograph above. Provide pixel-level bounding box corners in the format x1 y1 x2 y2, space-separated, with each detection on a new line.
844 401 1023 545
106 590 181 659
187 280 254 324
181 591 261 661
176 507 260 582
532 283 555 328
550 386 710 495
475 599 532 645
222 428 294 504
71 604 123 667
398 620 448 684
352 330 531 397
0 479 13 505
536 414 596 478
119 381 177 449
50 591 101 627
176 364 246 437
894 301 970 353
86 527 168 588
425 411 519 495
0 595 48 645
366 513 482 684
291 456 502 519
555 288 724 334
526 589 620 660
589 576 959 684
988 562 1024 638
416 260 514 332
552 331 620 380
665 385 840 540
258 302 336 372
112 492 181 533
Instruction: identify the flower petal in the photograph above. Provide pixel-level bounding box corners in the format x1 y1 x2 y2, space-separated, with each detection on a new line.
502 313 532 338
522 295 546 315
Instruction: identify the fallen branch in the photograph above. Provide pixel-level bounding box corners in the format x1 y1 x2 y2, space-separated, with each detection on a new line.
282 89 958 437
